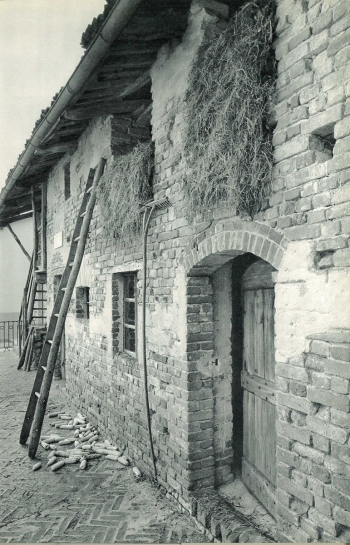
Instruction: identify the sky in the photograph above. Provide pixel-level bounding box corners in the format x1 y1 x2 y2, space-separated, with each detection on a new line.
0 0 106 190
0 216 33 314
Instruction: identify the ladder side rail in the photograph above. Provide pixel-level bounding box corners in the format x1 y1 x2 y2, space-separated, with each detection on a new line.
24 255 34 293
18 299 24 357
27 277 37 325
23 329 34 372
23 291 29 348
18 325 34 370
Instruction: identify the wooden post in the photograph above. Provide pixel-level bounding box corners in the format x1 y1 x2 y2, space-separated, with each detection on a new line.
41 182 47 271
23 290 28 341
6 224 31 261
18 325 34 370
31 186 38 272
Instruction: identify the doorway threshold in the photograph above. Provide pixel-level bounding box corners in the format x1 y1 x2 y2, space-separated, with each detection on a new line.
218 475 278 541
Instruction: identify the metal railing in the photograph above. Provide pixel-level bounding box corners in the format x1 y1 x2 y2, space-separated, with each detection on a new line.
0 321 19 349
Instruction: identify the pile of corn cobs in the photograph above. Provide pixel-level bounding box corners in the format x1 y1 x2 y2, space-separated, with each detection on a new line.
32 411 141 480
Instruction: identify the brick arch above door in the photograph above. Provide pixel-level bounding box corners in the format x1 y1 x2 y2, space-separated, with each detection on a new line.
184 219 289 275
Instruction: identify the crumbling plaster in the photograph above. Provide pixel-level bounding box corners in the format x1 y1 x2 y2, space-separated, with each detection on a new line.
275 240 350 362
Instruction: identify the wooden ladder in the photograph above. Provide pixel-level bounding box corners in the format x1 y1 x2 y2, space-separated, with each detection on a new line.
20 159 106 458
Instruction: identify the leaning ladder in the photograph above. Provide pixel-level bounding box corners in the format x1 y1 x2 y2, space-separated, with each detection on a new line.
20 159 106 458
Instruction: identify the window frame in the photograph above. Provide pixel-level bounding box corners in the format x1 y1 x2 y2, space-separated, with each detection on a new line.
123 273 137 356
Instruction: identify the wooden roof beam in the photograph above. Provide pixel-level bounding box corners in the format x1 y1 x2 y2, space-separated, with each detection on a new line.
64 99 151 121
117 70 151 99
0 202 33 223
34 142 76 156
0 211 33 228
131 103 152 126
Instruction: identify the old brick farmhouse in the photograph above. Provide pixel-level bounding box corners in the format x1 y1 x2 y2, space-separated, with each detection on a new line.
0 0 350 541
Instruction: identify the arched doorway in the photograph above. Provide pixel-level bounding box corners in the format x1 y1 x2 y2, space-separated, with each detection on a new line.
184 220 286 515
210 252 277 517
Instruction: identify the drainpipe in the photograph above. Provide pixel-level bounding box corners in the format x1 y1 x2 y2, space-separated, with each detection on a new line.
0 0 143 212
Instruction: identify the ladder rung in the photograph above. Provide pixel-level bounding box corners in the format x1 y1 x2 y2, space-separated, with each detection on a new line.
41 366 46 371
80 211 87 218
54 314 59 317
61 288 67 291
35 392 40 398
74 236 80 242
37 250 43 254
69 262 74 267
86 186 92 194
47 339 53 344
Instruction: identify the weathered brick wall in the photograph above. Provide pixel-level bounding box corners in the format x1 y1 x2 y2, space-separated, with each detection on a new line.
264 0 350 261
275 330 350 542
43 0 350 538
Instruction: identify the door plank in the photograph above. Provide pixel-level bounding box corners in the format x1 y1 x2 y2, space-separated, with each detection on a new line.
266 401 277 485
242 458 276 519
253 290 264 378
263 289 275 382
243 391 248 459
255 396 263 475
249 392 255 467
243 290 255 375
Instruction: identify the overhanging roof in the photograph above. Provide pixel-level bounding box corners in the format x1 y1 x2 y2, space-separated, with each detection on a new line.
0 0 191 227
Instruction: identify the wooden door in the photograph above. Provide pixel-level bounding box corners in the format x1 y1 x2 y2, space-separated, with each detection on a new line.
241 259 276 517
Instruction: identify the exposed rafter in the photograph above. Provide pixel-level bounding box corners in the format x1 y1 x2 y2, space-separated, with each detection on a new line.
64 99 151 121
117 70 151 99
133 103 153 126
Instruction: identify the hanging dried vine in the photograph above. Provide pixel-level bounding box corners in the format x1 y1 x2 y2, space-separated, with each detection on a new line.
97 142 153 238
183 1 276 218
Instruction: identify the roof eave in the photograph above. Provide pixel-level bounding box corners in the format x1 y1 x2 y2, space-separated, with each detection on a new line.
0 0 143 217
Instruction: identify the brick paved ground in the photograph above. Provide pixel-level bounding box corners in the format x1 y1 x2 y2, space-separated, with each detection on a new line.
0 350 209 543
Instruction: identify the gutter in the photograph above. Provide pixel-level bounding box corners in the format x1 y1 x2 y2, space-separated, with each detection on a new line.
0 0 142 213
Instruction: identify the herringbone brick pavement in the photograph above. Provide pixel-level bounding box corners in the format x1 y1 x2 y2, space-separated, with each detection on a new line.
0 350 208 543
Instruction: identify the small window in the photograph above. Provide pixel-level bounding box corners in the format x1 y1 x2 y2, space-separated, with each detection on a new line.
123 274 136 355
64 162 71 200
76 287 89 319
